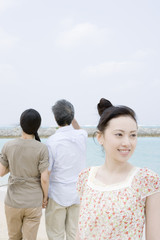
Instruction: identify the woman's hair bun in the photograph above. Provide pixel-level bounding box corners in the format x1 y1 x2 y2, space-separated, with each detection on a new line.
97 98 113 116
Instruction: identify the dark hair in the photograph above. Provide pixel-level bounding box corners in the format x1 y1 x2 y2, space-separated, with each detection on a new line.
97 98 137 133
20 109 41 142
52 99 74 126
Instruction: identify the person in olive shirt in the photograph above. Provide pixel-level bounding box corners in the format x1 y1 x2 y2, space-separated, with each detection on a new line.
0 109 49 240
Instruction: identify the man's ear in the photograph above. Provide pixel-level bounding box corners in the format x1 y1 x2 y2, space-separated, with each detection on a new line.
96 131 103 145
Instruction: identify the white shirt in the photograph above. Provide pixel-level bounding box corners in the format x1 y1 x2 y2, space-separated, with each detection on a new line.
47 125 88 207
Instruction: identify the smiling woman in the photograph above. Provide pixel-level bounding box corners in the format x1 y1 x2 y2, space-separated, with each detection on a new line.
76 98 160 240
97 116 137 165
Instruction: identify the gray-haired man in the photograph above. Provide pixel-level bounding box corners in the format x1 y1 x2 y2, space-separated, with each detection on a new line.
45 99 88 240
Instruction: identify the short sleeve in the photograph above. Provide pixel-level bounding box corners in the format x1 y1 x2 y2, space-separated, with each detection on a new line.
77 168 90 198
137 168 160 199
0 143 9 168
48 145 55 171
76 129 88 152
80 129 88 139
38 144 49 173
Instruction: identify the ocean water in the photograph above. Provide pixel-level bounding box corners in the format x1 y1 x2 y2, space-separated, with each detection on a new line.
0 137 160 185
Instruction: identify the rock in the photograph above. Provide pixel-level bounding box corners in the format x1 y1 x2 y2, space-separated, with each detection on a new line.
0 126 159 138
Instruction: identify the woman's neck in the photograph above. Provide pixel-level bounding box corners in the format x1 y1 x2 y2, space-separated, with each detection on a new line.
102 160 133 174
96 162 135 186
21 131 34 139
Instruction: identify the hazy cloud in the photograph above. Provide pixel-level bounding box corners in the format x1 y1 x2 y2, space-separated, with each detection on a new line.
59 17 74 29
56 22 108 47
0 64 17 83
0 28 19 50
0 0 20 12
82 60 142 77
132 49 155 59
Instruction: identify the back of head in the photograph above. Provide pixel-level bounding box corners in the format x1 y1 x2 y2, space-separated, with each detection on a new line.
52 99 74 126
97 98 137 132
20 109 41 141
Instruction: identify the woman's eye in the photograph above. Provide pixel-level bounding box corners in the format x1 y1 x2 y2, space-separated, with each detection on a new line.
115 133 122 137
130 134 137 137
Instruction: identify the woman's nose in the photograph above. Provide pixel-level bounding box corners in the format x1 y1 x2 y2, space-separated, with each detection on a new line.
122 136 131 146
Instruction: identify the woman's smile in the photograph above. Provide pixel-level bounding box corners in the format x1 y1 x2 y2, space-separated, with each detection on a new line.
118 148 131 156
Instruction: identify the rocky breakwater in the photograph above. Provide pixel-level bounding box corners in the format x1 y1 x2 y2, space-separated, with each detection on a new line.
0 126 160 138
83 126 160 137
0 127 56 138
137 126 160 137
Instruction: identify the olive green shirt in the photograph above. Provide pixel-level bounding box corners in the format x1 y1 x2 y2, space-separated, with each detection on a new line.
0 138 49 208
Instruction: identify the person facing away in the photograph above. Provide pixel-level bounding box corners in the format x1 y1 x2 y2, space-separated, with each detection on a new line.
45 99 88 240
0 109 50 240
76 98 160 240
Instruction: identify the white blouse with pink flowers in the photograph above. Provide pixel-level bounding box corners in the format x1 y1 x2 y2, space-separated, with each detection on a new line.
77 167 160 240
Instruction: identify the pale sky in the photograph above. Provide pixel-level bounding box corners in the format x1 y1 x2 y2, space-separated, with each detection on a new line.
0 0 159 127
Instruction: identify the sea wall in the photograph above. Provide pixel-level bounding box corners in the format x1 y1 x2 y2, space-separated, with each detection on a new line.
0 126 160 138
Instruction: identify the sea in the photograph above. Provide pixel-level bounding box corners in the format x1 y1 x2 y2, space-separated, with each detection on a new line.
0 132 160 186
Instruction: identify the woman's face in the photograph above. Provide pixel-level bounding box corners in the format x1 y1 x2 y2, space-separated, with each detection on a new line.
97 116 138 164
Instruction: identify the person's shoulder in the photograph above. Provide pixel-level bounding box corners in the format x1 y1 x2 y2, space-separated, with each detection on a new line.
7 138 19 144
2 138 19 149
78 167 92 179
74 128 88 137
32 140 48 151
133 167 160 197
46 133 57 143
136 167 159 179
80 167 92 173
77 167 92 195
4 139 15 145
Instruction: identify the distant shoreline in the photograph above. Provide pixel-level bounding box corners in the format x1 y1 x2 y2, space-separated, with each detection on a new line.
0 126 160 138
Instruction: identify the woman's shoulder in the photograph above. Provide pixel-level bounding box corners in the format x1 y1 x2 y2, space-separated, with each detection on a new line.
27 139 47 148
1 138 19 150
78 166 99 186
79 167 92 178
77 167 94 196
135 167 160 179
133 167 160 197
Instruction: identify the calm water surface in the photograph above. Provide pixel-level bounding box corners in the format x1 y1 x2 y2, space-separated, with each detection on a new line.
0 137 160 185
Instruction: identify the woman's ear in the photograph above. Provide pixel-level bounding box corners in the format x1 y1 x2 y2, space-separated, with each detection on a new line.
96 131 103 145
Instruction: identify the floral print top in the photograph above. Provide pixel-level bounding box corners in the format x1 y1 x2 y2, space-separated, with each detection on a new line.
77 167 160 240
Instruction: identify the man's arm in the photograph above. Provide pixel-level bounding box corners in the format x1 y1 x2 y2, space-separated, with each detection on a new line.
72 118 80 129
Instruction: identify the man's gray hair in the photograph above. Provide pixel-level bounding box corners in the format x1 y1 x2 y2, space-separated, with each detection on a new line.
52 99 74 126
